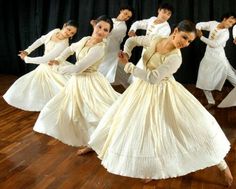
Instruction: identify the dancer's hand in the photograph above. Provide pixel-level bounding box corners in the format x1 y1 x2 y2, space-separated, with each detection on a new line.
128 30 136 37
18 51 28 60
118 51 129 64
48 60 60 66
233 38 236 45
196 29 203 38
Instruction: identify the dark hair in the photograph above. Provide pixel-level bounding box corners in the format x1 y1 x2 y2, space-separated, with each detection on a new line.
95 15 113 32
64 20 79 29
220 12 236 21
176 20 197 34
158 2 174 14
120 5 134 15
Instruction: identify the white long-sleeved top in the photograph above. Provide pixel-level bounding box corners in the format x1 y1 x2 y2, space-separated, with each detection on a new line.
55 37 105 74
129 17 171 37
196 21 229 55
128 17 171 83
196 21 235 91
233 25 236 39
109 18 127 46
24 29 69 64
123 36 182 84
98 18 127 83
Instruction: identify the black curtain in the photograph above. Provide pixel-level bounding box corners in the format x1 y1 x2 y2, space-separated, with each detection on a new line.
0 0 235 83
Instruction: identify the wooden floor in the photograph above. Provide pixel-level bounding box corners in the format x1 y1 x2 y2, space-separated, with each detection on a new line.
0 74 236 189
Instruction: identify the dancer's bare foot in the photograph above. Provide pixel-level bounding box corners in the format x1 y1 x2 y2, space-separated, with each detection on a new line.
76 147 93 155
222 166 233 187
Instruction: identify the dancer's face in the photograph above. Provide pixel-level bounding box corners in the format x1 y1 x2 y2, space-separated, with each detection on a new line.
92 21 111 40
222 17 236 29
172 28 196 49
157 9 172 22
61 25 77 38
118 9 133 21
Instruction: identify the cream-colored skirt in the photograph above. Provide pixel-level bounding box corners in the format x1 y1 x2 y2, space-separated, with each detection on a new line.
33 72 120 146
3 64 69 111
89 78 230 179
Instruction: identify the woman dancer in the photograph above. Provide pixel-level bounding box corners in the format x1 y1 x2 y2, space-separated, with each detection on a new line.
127 2 173 84
3 20 78 111
33 15 120 155
89 20 233 186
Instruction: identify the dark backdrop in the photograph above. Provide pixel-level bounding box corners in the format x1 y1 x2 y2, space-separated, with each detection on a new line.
0 0 235 83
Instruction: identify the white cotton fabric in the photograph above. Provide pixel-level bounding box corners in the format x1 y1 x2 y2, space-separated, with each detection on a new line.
128 17 171 84
218 87 236 108
3 29 70 111
196 21 236 91
33 37 120 146
233 25 236 39
217 25 236 108
89 36 230 179
98 18 127 84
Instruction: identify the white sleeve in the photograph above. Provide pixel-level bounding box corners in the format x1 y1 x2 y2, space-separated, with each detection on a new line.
196 21 212 31
200 32 229 48
54 43 76 63
123 35 154 57
58 46 104 74
24 42 68 64
233 25 236 39
129 18 150 32
124 54 182 84
112 26 127 43
24 33 49 54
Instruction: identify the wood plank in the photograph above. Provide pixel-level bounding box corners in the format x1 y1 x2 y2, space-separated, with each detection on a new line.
0 74 236 189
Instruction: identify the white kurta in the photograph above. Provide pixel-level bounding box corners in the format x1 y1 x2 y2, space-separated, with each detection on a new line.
129 17 171 37
98 18 127 84
218 25 236 108
33 37 120 147
89 36 230 179
3 29 70 111
128 17 171 83
233 25 236 39
196 21 236 91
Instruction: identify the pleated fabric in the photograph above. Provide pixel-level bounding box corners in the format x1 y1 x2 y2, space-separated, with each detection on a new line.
3 64 70 111
89 78 230 179
33 72 120 146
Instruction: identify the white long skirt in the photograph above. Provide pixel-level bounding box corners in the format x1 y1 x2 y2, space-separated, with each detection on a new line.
33 72 120 146
3 64 70 111
89 78 230 179
218 87 236 108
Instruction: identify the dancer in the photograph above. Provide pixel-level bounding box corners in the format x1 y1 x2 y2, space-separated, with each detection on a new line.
33 15 120 155
218 24 236 108
96 6 133 88
3 20 78 111
196 13 236 108
89 20 233 186
128 2 173 83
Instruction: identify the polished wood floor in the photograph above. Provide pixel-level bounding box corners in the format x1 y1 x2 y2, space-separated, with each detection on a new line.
0 74 236 189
